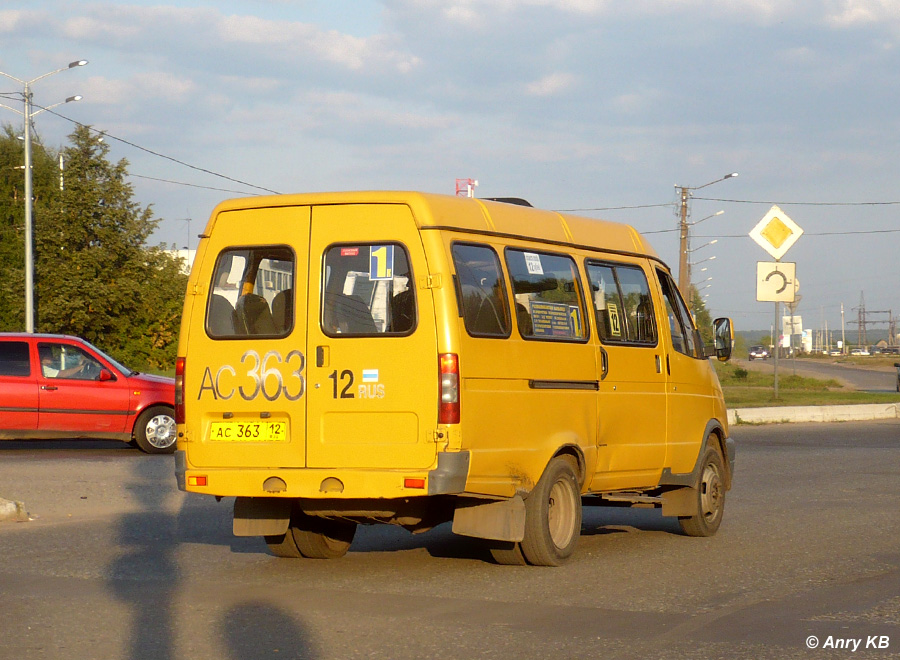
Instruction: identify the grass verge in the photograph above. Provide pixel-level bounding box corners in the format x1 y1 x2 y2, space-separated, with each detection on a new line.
715 361 900 408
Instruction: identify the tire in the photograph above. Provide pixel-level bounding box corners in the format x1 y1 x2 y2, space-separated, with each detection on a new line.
520 456 582 567
291 513 357 559
488 541 528 566
133 405 177 454
678 442 726 537
265 530 304 558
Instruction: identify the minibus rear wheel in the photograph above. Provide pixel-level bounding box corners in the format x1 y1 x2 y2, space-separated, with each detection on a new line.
678 441 726 537
292 513 357 559
520 455 582 566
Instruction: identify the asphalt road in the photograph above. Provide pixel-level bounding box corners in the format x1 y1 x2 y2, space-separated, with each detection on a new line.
1 422 900 660
741 357 900 392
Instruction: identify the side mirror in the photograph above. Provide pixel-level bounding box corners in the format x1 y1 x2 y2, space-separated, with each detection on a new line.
713 317 733 362
99 368 115 382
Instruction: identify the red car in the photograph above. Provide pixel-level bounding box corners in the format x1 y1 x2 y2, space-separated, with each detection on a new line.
0 333 176 454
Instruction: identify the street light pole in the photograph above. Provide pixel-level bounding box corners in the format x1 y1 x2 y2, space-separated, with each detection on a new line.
0 60 87 332
675 173 737 307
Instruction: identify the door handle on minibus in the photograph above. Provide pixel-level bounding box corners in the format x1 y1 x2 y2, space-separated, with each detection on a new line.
599 346 609 381
655 355 662 374
316 345 330 368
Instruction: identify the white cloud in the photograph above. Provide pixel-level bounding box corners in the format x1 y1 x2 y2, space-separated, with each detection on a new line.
56 5 420 75
0 9 50 34
525 72 578 96
80 72 197 106
825 0 900 27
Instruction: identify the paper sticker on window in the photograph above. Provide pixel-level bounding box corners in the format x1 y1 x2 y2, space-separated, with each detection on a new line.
341 247 360 257
369 245 394 281
607 302 622 336
531 301 574 337
524 252 544 275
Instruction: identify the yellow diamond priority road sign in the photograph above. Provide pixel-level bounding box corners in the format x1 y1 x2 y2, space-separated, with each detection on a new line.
749 205 803 260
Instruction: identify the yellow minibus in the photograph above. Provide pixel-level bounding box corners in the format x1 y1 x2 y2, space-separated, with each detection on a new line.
175 191 734 566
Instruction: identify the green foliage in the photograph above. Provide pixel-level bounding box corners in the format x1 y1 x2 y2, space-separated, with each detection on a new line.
1 122 187 370
690 286 714 346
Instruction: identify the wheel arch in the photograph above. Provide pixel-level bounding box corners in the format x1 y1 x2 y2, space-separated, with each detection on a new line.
131 400 175 433
659 418 734 491
552 444 587 491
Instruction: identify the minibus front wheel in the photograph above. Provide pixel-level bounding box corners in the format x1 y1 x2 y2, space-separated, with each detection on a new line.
520 455 582 566
678 441 726 537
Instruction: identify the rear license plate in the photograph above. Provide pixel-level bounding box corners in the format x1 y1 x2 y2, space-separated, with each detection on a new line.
209 421 288 442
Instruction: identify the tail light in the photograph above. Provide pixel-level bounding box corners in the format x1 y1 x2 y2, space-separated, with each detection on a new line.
439 353 460 424
175 357 185 424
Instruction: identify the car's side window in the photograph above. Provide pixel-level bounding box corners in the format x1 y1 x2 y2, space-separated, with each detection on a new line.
506 249 588 341
0 342 31 377
38 343 104 381
657 270 699 358
451 243 511 338
586 261 657 346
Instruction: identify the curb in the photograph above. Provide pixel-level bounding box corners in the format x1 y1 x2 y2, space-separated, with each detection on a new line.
728 403 900 425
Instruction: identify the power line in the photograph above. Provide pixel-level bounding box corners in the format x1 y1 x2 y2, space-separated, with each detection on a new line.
694 196 900 206
41 106 281 195
128 173 259 196
554 202 673 212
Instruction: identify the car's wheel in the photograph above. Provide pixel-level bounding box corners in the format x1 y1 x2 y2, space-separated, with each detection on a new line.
291 513 357 559
488 540 528 566
678 441 726 537
133 405 177 454
519 455 582 567
265 529 304 558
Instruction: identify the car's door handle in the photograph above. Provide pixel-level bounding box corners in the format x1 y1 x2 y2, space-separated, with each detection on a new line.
599 346 609 381
40 385 58 391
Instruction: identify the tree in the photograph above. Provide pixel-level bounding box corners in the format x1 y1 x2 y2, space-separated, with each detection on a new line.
0 124 59 330
691 286 714 347
32 125 186 369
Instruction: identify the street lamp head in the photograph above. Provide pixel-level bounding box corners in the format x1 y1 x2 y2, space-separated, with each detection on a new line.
65 95 82 103
725 172 738 179
69 60 89 68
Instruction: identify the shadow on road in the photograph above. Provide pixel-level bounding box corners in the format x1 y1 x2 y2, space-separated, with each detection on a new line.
221 601 317 660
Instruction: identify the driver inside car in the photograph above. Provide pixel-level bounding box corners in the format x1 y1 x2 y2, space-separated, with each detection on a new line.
39 347 96 379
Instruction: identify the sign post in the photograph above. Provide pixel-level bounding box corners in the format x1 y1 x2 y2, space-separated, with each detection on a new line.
750 206 803 399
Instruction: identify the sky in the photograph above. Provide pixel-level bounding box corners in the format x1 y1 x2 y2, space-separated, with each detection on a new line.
2 0 900 335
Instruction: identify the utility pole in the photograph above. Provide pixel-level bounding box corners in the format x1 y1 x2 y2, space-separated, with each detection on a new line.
0 60 87 332
678 185 690 298
674 173 736 307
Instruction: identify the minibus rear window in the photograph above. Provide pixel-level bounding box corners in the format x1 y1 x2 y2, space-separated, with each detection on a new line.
451 243 511 338
206 247 295 339
506 249 588 342
321 243 416 336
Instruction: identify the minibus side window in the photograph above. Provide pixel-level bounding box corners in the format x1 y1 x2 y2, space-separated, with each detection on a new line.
207 247 295 339
657 269 699 358
506 249 588 341
451 243 511 338
586 262 657 346
321 243 415 337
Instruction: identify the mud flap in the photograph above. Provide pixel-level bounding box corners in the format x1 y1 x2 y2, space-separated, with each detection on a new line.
451 496 526 542
233 497 292 537
660 487 696 517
